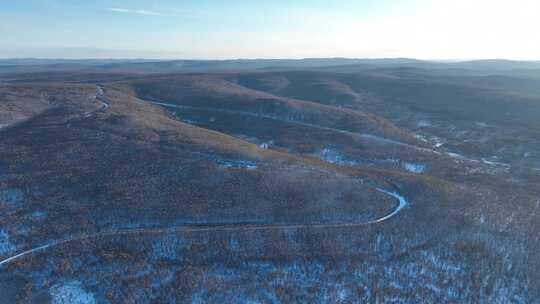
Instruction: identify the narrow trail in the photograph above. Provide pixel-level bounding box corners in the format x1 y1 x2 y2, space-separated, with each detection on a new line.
0 189 408 269
77 85 110 119
151 100 514 169
150 101 441 155
92 85 110 112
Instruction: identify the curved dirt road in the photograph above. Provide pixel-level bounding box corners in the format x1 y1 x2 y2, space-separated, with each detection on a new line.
0 189 408 268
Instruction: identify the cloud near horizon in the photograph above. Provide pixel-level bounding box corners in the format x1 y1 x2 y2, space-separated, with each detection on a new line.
105 7 162 16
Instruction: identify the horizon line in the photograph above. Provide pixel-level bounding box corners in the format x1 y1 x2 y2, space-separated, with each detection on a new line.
1 57 539 62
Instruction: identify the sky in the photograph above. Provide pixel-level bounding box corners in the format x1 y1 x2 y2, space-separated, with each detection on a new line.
0 0 539 60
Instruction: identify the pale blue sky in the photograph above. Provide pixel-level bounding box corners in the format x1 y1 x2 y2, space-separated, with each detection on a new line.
1 0 539 59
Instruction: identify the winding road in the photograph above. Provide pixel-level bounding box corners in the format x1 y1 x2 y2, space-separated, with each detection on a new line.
0 189 408 268
151 100 514 169
71 85 110 120
150 100 442 155
0 89 411 268
93 85 110 112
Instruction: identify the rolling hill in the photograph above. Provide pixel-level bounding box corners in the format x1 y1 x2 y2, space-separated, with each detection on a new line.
0 60 539 302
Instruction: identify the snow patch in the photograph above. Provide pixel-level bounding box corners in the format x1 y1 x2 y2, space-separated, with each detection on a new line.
431 136 447 148
417 120 432 128
403 162 426 173
434 142 445 148
476 122 488 128
152 235 188 260
32 211 47 220
413 134 429 143
229 238 239 250
0 230 16 256
182 118 196 124
50 281 96 304
319 148 358 166
259 141 273 150
217 160 258 170
481 158 511 168
338 287 349 301
0 188 23 206
96 86 104 96
151 101 179 108
447 152 466 160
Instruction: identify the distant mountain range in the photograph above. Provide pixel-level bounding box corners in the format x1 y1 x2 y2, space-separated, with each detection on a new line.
1 58 540 76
